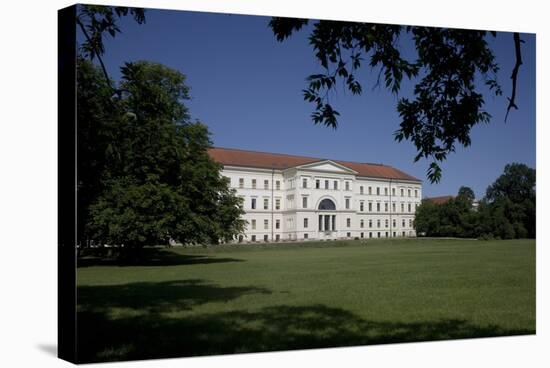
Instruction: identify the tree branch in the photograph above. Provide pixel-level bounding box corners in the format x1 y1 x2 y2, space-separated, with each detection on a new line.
505 32 523 122
76 16 114 92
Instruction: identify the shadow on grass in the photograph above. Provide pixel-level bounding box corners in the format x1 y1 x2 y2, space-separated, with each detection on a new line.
76 280 534 363
78 279 271 313
77 247 244 267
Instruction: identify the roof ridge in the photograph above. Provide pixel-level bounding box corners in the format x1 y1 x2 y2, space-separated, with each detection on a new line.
212 146 395 168
211 146 321 161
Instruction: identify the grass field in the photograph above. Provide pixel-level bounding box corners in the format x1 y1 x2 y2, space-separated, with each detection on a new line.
76 238 535 363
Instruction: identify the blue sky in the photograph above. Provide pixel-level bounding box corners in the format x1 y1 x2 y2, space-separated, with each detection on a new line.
91 8 536 199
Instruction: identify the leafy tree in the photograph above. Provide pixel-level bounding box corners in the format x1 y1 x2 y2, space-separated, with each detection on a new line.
458 186 475 203
486 163 536 204
79 60 246 247
414 200 442 236
269 18 524 183
76 57 121 244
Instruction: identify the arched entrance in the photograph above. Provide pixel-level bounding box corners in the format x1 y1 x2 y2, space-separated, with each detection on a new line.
317 198 336 239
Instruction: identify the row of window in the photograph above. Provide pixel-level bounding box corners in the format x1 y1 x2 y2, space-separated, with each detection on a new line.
239 178 282 190
248 217 414 230
235 177 419 198
248 196 418 213
241 231 415 242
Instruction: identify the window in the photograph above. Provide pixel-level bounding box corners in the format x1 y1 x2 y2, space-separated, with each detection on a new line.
347 232 351 238
408 189 411 197
377 219 381 228
264 180 269 190
238 235 243 243
264 219 269 229
360 220 364 228
368 186 372 195
302 178 307 188
325 180 329 189
376 202 380 212
393 232 396 237
347 218 351 227
251 219 256 230
401 188 404 196
392 202 396 212
369 219 373 228
409 219 413 228
392 188 395 196
360 186 364 194
361 232 364 238
384 187 388 196
403 231 406 237
275 234 280 241
401 203 404 212
304 234 309 239
345 198 350 209
252 179 256 189
345 181 350 191
334 180 338 190
318 198 336 210
415 189 418 198
239 178 244 188
276 180 280 190
376 187 380 195
316 179 320 189
360 201 364 211
276 219 280 229
377 232 381 238
302 196 308 208
408 203 411 212
385 232 388 237
369 232 373 238
263 198 269 210
304 218 309 228
385 219 389 228
402 219 406 227
368 202 372 212
384 202 388 212
393 219 396 228
275 198 281 210
251 235 256 242
251 198 256 210
264 235 268 242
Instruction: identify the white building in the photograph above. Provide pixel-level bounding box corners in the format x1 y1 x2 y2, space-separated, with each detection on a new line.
209 147 422 243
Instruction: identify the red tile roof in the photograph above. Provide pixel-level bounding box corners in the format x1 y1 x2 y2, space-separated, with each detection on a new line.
424 195 454 205
208 147 421 182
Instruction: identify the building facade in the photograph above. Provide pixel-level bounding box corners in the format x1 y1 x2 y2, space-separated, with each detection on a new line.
209 147 422 242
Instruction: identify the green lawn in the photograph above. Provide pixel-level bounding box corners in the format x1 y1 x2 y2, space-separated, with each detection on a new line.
76 238 535 363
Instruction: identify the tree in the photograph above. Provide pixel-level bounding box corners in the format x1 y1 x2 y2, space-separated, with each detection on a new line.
484 163 535 238
76 57 121 244
458 186 475 203
269 18 524 183
486 163 536 204
80 60 246 247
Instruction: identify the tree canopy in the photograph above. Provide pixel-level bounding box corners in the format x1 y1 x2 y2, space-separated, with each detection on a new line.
77 55 245 247
269 18 524 183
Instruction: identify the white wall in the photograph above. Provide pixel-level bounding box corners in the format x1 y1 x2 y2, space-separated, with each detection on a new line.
222 164 422 242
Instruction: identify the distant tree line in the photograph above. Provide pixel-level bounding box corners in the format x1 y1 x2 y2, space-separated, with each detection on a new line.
415 163 535 239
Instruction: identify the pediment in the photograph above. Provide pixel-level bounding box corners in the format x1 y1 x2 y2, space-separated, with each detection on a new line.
296 160 357 174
